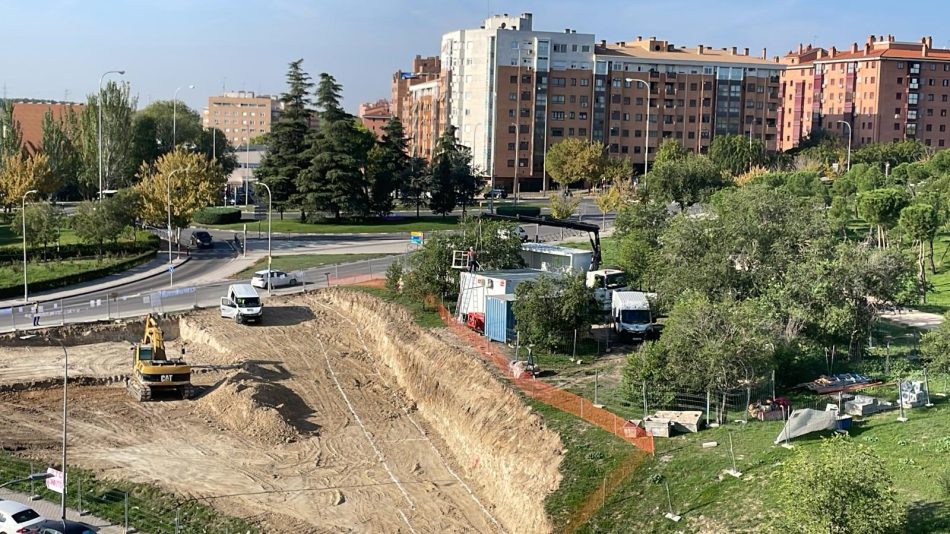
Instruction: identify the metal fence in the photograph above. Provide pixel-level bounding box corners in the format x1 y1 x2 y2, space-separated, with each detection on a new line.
641 377 776 426
0 254 403 334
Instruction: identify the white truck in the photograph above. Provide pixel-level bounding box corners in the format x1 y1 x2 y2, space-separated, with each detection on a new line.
611 290 660 340
588 268 629 311
220 283 264 324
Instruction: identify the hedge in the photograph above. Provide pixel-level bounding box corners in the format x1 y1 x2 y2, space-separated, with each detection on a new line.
193 207 242 225
0 250 157 300
0 235 160 266
495 206 542 217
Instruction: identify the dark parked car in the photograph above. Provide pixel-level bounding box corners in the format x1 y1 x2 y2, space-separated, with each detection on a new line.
23 519 97 534
190 231 213 249
483 188 508 199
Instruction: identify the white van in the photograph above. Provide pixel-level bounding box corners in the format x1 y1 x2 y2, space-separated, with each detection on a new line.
220 283 263 324
611 290 660 340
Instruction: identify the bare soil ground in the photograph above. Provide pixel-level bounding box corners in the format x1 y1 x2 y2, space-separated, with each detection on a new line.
0 290 562 533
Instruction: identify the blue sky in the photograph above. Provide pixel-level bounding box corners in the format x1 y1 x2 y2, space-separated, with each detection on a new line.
1 0 947 114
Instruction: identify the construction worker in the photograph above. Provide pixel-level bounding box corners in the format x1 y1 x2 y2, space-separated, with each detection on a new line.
467 247 478 272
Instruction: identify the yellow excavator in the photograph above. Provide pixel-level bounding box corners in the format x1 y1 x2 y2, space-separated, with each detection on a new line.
127 314 195 401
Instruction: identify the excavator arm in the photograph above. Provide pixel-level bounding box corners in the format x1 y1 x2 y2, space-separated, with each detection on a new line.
142 314 167 361
478 213 602 271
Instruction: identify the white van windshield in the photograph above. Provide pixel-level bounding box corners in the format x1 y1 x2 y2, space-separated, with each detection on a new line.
236 297 261 307
620 309 651 324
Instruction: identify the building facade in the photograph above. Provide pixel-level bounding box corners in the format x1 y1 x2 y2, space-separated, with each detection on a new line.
392 14 786 192
392 55 444 159
358 99 392 138
9 101 85 154
202 91 283 146
781 35 950 151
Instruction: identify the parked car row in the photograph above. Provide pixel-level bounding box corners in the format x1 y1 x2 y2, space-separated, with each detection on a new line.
0 499 96 534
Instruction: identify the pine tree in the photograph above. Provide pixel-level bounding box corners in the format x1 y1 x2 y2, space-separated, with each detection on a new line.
299 73 375 219
365 117 410 216
255 59 314 218
427 126 476 216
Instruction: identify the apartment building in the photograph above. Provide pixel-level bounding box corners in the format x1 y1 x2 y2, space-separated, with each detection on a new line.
392 55 443 159
202 91 283 146
358 99 392 138
9 101 85 154
781 35 950 151
392 13 785 192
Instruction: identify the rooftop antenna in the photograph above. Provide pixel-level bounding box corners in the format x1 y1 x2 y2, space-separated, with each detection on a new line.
64 89 70 102
222 77 227 92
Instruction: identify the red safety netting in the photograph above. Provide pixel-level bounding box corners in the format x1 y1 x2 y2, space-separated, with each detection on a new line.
438 306 654 455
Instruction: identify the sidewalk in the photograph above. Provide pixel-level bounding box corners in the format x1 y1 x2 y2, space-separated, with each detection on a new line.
0 256 191 309
881 307 945 330
0 489 124 533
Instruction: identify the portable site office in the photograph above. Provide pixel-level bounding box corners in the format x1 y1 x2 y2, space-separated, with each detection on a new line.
457 269 545 318
520 242 594 273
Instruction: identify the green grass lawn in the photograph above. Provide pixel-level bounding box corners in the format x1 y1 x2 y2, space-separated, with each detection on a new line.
234 253 392 279
0 256 141 290
917 230 950 314
0 219 153 250
203 215 460 234
349 285 445 328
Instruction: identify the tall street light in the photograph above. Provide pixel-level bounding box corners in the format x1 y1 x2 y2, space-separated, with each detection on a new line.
53 337 68 528
256 182 273 294
98 70 125 201
166 167 191 287
837 120 852 171
173 84 196 148
510 122 520 204
0 472 51 490
626 78 651 176
21 189 37 304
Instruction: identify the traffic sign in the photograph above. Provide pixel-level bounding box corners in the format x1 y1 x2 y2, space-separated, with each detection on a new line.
410 231 424 245
45 468 65 494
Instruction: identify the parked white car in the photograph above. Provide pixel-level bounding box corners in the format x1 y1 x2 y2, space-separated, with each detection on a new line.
250 269 298 289
0 500 44 534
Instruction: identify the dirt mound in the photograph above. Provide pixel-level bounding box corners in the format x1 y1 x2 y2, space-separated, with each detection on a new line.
320 289 564 533
195 375 298 446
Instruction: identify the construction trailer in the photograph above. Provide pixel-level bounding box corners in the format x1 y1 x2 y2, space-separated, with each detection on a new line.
520 242 593 273
485 294 517 343
457 269 545 320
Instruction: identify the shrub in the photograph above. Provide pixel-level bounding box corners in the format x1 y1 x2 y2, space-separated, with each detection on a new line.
385 260 403 295
193 207 242 225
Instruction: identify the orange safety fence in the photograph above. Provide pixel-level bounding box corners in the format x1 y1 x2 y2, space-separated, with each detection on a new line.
438 306 655 455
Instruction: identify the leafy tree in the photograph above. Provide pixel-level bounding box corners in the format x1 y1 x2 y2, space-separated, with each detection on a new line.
0 153 58 209
196 127 238 176
134 149 225 227
827 195 851 238
652 139 689 166
513 273 598 352
548 191 581 219
753 170 827 202
544 138 604 189
857 188 910 248
926 149 950 176
920 314 950 379
734 165 768 187
852 139 926 169
363 117 410 217
255 59 315 217
105 188 143 243
900 203 939 298
613 201 669 289
0 99 23 165
708 134 766 177
78 81 137 194
300 73 375 219
593 183 620 227
71 200 123 260
41 108 83 199
135 100 203 155
646 153 726 210
774 435 904 534
401 156 430 217
12 203 63 256
623 293 778 394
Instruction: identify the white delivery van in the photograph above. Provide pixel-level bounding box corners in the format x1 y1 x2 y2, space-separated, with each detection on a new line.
611 290 660 340
220 283 263 324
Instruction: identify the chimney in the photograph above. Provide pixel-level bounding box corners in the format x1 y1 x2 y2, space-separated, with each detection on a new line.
926 36 933 48
637 36 642 42
650 36 656 41
762 47 767 59
730 46 737 55
889 34 895 42
600 39 606 47
851 42 858 53
565 28 570 33
798 43 803 54
698 44 704 54
864 43 871 55
806 44 812 51
744 47 749 56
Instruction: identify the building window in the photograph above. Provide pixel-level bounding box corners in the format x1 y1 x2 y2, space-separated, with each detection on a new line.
579 128 587 136
510 75 517 83
509 92 517 100
509 109 516 118
927 94 934 102
507 159 515 167
508 125 517 133
580 78 590 86
897 77 903 84
621 145 629 154
941 125 947 132
568 127 575 136
909 93 919 104
894 123 901 131
633 146 641 153
519 158 528 167
579 112 588 120
552 77 566 87
507 142 516 150
898 62 904 69
896 93 902 100
551 111 565 120
622 129 629 137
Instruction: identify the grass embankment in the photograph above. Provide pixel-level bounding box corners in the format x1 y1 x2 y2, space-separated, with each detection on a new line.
0 451 256 533
349 285 445 328
233 253 392 279
204 215 460 234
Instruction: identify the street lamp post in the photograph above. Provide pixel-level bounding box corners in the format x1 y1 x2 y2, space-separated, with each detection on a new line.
257 182 273 295
54 337 68 527
166 167 190 287
22 189 37 304
98 70 125 201
626 78 651 175
0 472 51 490
173 84 196 148
837 120 852 171
511 122 520 204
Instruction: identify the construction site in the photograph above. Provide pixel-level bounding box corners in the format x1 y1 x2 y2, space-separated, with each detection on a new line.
0 289 566 533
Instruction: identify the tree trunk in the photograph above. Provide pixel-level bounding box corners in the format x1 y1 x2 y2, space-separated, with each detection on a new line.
929 238 936 274
919 240 927 303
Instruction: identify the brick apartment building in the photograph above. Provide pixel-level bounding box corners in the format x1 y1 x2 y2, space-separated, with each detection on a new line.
781 35 950 151
392 13 786 192
358 99 392 138
9 101 85 154
202 91 284 146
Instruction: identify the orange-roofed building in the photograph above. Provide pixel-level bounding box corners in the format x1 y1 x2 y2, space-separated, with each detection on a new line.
10 101 85 154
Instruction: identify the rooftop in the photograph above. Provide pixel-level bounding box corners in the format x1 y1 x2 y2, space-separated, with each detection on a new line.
783 35 950 65
596 36 781 66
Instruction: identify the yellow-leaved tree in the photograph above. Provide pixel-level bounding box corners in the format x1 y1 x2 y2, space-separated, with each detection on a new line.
0 152 57 208
135 149 225 228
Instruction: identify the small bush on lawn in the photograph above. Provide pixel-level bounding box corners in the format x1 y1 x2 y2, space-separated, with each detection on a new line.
194 207 242 225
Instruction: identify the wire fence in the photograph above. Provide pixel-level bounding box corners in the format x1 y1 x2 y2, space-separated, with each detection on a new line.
0 254 403 334
0 452 255 533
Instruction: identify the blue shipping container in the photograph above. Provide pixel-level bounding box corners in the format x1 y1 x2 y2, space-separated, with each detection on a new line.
485 294 517 343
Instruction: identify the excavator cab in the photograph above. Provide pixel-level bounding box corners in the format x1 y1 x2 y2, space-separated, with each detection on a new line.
127 314 195 401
